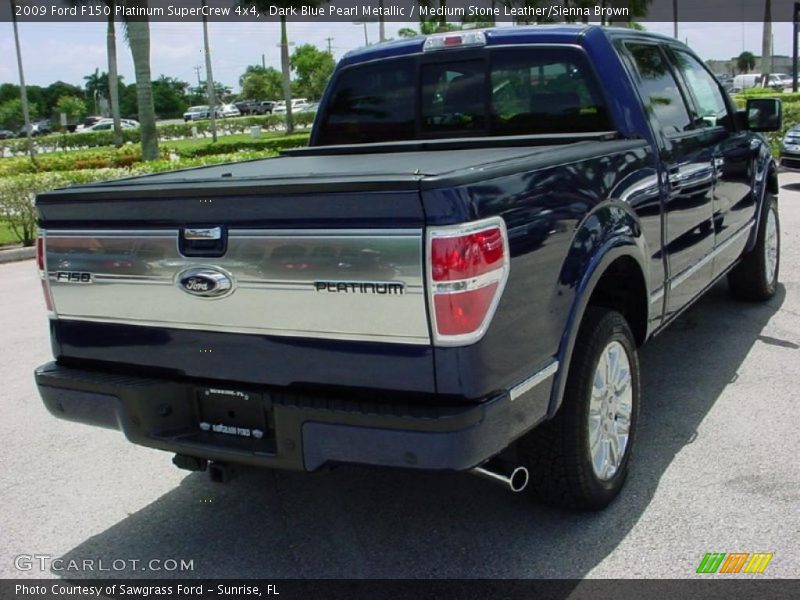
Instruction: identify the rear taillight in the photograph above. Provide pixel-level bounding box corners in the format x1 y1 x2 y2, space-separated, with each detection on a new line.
36 233 55 315
36 236 45 271
427 217 509 346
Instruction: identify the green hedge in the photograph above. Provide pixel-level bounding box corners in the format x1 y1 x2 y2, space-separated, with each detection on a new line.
0 133 310 177
0 112 316 154
0 149 291 245
172 133 310 158
0 145 146 177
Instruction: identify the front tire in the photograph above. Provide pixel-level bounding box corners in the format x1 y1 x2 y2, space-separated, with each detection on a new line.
519 308 640 510
728 193 779 302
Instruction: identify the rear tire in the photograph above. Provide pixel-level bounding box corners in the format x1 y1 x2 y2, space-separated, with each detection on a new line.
518 307 640 510
728 193 779 302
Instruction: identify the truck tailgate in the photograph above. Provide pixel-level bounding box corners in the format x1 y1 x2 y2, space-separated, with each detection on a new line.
44 226 427 345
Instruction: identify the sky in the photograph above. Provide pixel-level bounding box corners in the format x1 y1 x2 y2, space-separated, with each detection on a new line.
1 20 797 92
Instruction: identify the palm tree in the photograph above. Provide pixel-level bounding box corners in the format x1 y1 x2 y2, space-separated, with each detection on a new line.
123 2 158 160
761 0 772 86
279 16 293 134
71 0 124 145
737 51 756 74
240 0 322 135
10 0 35 163
106 2 123 147
83 68 105 109
202 0 218 142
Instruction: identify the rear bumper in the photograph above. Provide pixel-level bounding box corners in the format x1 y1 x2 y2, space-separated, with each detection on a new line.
35 361 551 472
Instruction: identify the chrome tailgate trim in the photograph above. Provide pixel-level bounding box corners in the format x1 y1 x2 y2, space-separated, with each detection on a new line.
45 228 430 345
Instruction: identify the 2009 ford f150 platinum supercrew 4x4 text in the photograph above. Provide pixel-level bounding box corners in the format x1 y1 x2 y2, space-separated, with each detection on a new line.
34 26 782 510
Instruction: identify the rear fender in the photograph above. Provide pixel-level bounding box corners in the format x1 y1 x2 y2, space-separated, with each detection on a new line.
548 204 648 417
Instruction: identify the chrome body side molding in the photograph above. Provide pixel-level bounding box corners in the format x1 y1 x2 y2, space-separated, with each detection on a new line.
509 359 559 401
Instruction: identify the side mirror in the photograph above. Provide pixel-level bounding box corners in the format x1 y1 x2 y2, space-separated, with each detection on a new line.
746 97 782 131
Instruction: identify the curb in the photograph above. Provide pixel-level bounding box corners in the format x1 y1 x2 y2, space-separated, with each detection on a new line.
0 246 35 264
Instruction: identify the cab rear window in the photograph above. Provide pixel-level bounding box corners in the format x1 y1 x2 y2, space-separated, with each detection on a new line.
315 47 612 145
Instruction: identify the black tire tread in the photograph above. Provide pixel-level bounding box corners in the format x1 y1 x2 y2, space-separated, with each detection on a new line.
519 307 639 511
728 194 779 302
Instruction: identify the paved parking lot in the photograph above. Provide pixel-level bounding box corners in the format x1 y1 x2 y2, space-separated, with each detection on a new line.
1 175 799 579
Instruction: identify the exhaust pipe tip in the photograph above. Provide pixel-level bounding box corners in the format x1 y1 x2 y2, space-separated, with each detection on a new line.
470 461 529 493
507 466 529 493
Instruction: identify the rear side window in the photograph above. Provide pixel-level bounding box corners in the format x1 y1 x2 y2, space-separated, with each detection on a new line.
490 49 611 135
625 43 692 135
316 59 415 145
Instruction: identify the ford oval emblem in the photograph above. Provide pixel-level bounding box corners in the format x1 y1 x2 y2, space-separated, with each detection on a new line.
176 267 234 299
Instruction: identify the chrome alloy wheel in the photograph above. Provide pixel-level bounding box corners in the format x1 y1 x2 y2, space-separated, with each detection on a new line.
588 340 633 480
764 207 778 287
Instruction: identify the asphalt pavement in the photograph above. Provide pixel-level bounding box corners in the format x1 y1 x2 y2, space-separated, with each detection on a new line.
1 175 799 579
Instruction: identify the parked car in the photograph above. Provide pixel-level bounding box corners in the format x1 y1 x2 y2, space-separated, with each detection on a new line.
75 116 105 132
0 129 14 139
297 102 319 113
780 123 800 170
216 104 241 118
183 106 211 121
86 118 139 131
715 74 734 92
34 26 782 511
233 100 257 115
256 101 275 114
273 99 309 115
17 120 52 137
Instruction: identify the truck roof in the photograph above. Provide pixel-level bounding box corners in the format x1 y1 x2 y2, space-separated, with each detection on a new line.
339 24 679 68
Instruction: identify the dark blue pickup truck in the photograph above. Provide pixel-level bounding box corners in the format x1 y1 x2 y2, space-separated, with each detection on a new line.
34 25 782 510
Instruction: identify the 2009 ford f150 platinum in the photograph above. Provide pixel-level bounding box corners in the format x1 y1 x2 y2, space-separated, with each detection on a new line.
34 26 782 510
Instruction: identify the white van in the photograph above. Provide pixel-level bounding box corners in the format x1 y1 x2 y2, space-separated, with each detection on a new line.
732 73 761 92
732 73 789 92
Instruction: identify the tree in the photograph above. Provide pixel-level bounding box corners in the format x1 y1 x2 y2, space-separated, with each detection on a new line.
83 68 106 113
240 0 323 134
0 98 38 131
70 0 124 145
737 51 756 74
397 27 419 38
191 81 231 102
55 95 87 124
151 76 190 118
106 1 124 147
240 66 283 100
123 2 158 160
43 82 84 116
119 82 138 117
290 44 335 100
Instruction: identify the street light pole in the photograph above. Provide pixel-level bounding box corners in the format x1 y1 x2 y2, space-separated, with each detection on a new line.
202 0 217 143
10 0 35 163
354 22 369 46
794 2 799 92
